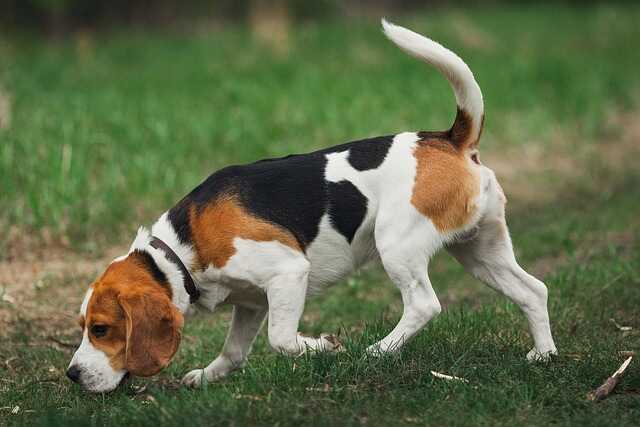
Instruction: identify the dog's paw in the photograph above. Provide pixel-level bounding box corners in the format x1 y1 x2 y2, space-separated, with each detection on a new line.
526 348 557 362
296 333 344 353
181 369 209 388
320 333 344 352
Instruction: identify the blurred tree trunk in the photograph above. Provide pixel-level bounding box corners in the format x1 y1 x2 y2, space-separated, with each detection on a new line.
249 0 290 55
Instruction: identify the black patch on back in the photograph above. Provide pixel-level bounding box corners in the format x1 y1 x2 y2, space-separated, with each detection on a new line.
132 250 168 285
327 181 368 243
229 158 328 248
346 136 393 171
166 134 395 250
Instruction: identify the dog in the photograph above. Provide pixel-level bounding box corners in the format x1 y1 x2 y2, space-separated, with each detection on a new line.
67 20 557 393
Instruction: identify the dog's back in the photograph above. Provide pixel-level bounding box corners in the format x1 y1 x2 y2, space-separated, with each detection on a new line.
159 20 489 289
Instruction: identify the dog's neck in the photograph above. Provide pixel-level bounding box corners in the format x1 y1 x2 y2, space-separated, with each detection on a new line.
126 212 197 314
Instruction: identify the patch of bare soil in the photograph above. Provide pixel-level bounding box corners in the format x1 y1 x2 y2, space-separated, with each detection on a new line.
0 245 126 341
487 109 640 204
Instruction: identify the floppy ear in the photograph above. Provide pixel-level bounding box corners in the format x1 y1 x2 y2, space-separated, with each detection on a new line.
119 290 184 377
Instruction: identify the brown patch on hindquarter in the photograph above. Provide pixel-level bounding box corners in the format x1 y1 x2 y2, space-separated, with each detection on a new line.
412 139 480 231
190 196 301 269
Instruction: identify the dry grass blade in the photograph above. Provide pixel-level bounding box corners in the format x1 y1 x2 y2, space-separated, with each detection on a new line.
430 371 469 383
610 318 633 332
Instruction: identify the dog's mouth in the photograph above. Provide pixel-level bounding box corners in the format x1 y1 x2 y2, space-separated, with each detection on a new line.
76 371 130 393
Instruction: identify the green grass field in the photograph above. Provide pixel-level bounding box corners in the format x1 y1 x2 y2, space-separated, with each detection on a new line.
1 3 640 426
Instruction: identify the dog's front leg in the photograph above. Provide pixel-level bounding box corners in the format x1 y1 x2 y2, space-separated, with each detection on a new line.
266 266 342 355
182 304 267 387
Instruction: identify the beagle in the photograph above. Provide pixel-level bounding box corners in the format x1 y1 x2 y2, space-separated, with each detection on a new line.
67 20 557 393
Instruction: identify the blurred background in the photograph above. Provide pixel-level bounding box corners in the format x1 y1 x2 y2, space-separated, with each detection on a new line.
1 0 639 249
0 1 594 35
1 1 635 37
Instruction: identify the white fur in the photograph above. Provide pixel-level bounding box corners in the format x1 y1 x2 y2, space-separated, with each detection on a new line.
382 19 484 144
79 286 93 317
306 214 356 293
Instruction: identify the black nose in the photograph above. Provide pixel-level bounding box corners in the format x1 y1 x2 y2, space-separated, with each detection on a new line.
66 365 81 383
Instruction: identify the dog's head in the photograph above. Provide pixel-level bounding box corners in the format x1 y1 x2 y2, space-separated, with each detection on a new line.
67 251 183 393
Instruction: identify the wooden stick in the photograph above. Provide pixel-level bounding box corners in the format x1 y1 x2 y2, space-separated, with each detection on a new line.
587 356 633 401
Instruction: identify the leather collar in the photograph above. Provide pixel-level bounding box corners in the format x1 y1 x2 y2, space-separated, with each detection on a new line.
149 236 200 304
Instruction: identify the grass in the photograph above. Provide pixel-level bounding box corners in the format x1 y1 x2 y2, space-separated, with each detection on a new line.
1 3 640 426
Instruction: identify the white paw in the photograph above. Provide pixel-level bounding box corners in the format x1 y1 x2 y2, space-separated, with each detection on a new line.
296 333 344 353
181 369 208 388
526 348 557 362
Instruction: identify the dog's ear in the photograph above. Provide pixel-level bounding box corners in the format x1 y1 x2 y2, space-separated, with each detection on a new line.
119 290 183 377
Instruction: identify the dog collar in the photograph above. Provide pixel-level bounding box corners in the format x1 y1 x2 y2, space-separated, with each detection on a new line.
149 236 200 304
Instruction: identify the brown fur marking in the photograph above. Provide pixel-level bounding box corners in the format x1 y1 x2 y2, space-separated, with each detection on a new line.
85 256 182 373
189 195 301 269
411 139 480 231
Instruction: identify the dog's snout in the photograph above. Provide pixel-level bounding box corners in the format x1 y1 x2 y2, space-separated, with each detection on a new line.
66 365 82 383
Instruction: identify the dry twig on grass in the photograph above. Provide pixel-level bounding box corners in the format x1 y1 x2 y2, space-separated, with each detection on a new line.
587 356 633 402
430 371 469 383
610 318 633 332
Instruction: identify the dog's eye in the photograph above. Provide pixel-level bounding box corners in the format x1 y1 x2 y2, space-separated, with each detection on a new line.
90 324 109 338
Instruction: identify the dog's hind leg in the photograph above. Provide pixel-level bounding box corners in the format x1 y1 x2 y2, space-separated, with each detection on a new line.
182 304 268 387
447 216 557 361
367 218 442 355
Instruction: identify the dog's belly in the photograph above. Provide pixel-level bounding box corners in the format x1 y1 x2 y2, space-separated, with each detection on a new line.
306 212 377 294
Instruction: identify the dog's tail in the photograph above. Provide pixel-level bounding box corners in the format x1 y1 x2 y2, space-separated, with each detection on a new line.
382 19 484 149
